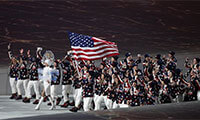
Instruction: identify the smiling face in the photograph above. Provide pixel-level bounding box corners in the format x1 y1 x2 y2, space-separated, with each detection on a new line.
168 53 172 58
111 57 115 62
19 58 23 64
11 57 17 65
83 66 88 71
27 50 30 55
100 64 104 69
127 55 132 60
133 65 138 70
19 48 24 54
114 76 119 84
87 60 91 64
132 82 137 87
145 56 150 61
193 58 197 64
168 71 173 78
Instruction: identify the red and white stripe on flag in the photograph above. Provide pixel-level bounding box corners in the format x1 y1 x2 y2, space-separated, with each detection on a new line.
71 37 119 61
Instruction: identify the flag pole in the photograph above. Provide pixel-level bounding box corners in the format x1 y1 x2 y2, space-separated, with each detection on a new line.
68 50 81 77
74 59 81 78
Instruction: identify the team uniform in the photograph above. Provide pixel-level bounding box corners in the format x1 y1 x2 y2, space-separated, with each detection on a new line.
69 74 82 112
8 46 19 99
82 71 94 111
60 61 73 107
24 61 40 104
94 76 103 110
16 62 29 100
49 61 61 106
95 72 113 110
8 63 19 99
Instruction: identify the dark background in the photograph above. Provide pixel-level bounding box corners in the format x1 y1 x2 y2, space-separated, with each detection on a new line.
0 0 200 65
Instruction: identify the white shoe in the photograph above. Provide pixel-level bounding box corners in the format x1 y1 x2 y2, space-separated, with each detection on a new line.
35 106 40 110
48 96 56 110
35 97 43 111
49 105 55 110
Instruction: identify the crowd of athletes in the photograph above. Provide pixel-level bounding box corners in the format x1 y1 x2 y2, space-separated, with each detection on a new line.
7 44 200 112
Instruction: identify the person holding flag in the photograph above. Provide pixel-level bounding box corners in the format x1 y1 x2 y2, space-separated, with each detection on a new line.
67 31 120 111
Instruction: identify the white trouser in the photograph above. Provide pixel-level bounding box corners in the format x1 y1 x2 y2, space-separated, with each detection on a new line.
50 85 58 101
94 95 105 110
113 101 129 109
178 93 184 103
16 79 29 96
106 98 113 109
44 81 51 96
62 85 71 102
83 97 93 111
112 101 118 109
94 94 99 110
94 94 99 102
27 81 40 99
73 88 82 107
197 91 200 101
9 77 17 94
95 95 113 110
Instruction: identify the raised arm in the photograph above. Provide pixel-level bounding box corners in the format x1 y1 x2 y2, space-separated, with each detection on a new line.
61 51 73 62
36 47 43 59
184 57 191 68
8 43 13 60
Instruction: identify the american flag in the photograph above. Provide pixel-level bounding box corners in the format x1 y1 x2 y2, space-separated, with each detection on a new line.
68 31 119 61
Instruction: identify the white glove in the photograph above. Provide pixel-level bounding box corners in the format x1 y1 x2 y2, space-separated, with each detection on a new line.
37 47 42 51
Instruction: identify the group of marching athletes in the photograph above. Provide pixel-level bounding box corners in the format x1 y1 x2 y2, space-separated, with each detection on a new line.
7 44 200 112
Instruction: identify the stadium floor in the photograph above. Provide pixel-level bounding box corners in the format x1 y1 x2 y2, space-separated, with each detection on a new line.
0 96 81 119
1 96 200 120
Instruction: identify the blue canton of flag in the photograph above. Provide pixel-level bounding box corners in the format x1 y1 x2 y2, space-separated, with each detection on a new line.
68 32 94 47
